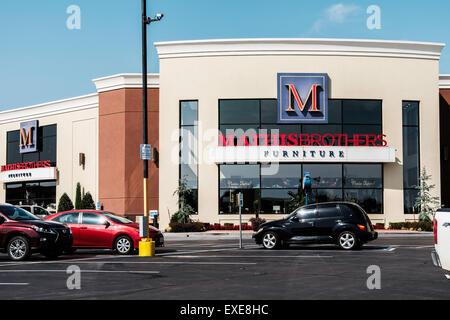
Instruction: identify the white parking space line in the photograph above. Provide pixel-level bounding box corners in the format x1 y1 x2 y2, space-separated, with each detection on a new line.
0 254 128 268
16 261 257 266
75 261 256 265
157 247 255 256
0 283 29 286
0 270 160 274
167 255 333 259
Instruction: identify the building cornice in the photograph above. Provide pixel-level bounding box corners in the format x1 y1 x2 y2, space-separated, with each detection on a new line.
154 38 445 60
440 75 450 89
0 94 98 125
92 73 160 93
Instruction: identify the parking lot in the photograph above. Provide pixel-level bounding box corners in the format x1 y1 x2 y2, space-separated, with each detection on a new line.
0 233 448 300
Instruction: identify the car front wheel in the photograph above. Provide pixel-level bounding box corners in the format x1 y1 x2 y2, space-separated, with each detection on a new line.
262 231 280 250
114 236 133 255
337 231 359 250
7 236 31 261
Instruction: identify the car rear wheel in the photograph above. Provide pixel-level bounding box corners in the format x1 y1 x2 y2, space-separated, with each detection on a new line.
7 236 31 261
114 236 133 255
337 231 359 250
262 231 280 250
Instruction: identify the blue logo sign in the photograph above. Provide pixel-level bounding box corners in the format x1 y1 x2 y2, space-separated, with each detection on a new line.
20 120 38 154
277 73 328 124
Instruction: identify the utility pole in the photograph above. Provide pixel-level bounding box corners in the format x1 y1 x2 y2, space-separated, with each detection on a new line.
139 0 163 257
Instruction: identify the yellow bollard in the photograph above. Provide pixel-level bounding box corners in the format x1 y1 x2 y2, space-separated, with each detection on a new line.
139 239 155 257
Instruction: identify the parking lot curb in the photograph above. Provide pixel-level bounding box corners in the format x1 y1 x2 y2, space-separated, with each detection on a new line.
162 231 433 240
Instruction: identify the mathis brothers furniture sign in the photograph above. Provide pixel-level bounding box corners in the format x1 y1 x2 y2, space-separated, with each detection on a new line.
208 73 395 163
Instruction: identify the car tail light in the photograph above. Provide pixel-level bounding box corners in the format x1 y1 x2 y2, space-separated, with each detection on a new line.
357 224 366 231
433 218 438 245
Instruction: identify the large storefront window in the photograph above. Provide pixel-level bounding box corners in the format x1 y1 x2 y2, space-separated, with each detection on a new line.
219 99 382 146
218 163 383 214
180 101 199 213
5 181 56 207
402 101 420 214
5 125 57 207
7 124 57 165
218 99 384 215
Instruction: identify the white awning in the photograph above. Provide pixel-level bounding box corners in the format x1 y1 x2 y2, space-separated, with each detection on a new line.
0 167 57 183
209 146 396 163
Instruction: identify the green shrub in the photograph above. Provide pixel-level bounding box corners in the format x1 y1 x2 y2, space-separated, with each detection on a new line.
389 221 432 231
249 217 267 231
169 222 207 233
75 182 82 210
81 192 96 209
57 193 74 212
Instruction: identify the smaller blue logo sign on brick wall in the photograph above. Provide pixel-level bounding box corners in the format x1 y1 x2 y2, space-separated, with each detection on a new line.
277 73 328 124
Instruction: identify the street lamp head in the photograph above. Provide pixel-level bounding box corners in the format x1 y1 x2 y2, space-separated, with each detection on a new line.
155 13 164 21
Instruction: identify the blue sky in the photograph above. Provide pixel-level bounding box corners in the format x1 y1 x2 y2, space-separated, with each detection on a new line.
1 0 449 110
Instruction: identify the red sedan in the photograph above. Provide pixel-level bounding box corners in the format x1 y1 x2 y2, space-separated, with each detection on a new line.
45 210 164 255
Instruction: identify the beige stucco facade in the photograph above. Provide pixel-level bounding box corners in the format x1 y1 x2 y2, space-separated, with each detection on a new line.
0 94 99 207
156 39 445 229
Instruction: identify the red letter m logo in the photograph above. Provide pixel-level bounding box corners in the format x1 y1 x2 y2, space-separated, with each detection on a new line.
285 84 322 113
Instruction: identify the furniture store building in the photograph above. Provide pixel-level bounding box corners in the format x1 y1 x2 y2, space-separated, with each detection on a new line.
1 38 450 229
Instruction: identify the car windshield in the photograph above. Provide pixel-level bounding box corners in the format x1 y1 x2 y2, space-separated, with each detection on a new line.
102 212 134 224
0 205 40 221
285 208 301 219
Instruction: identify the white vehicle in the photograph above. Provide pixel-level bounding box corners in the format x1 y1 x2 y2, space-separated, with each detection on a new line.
16 205 50 218
432 209 450 271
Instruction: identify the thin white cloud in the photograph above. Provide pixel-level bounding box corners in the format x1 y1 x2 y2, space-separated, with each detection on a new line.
326 3 360 23
309 3 362 33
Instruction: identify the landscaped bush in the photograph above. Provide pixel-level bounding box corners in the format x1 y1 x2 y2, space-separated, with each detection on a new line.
374 223 385 230
249 217 267 231
169 222 207 233
81 192 96 209
389 221 433 232
167 222 255 232
57 193 74 212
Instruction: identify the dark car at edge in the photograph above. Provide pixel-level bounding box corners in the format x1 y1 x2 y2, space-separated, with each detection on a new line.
253 202 378 250
0 204 73 261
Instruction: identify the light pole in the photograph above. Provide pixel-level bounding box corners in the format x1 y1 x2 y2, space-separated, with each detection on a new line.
139 0 163 257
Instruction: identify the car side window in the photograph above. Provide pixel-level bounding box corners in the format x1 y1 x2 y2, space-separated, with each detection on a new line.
339 204 354 218
82 212 105 225
296 206 317 219
22 206 31 212
54 212 80 224
34 207 47 216
318 204 340 218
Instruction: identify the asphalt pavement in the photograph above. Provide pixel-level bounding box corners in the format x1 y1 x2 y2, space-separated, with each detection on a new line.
0 233 448 300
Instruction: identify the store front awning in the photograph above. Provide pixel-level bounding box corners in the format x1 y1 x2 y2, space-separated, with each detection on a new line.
0 167 57 183
209 146 396 164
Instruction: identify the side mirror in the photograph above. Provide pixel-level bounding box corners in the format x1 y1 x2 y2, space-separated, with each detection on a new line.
291 216 299 222
0 216 5 225
104 220 111 229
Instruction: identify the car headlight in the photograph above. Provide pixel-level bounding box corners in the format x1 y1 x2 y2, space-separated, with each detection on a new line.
31 226 55 234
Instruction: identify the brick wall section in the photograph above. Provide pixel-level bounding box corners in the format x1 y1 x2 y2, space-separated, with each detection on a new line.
98 88 159 219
